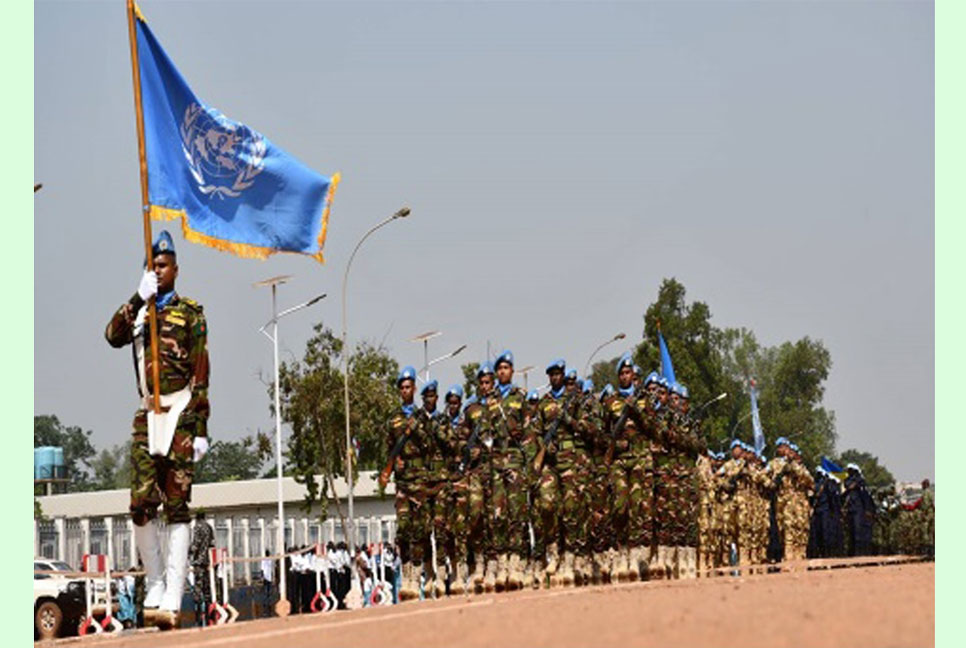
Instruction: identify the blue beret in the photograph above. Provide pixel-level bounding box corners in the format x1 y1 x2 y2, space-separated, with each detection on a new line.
616 352 634 372
445 384 464 400
396 366 417 386
527 389 539 402
566 368 578 381
477 361 494 378
658 377 670 389
582 378 593 394
775 437 789 447
600 383 615 400
644 372 660 386
546 358 566 374
670 382 688 397
421 379 438 395
789 443 800 453
152 229 176 257
730 439 742 450
494 350 514 368
633 365 643 377
462 395 478 410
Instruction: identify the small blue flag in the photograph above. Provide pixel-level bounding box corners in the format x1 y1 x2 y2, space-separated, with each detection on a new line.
133 4 339 261
821 456 844 474
749 379 765 455
658 329 676 384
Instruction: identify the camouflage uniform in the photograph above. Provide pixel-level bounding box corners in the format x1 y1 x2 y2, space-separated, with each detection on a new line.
601 389 652 581
189 519 214 622
486 385 531 590
718 457 753 567
695 454 718 573
386 404 431 598
663 407 701 578
749 461 774 568
531 391 571 585
456 398 494 592
105 291 210 525
784 459 814 561
420 406 453 592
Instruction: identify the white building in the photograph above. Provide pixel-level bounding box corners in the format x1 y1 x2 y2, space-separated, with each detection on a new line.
34 470 397 586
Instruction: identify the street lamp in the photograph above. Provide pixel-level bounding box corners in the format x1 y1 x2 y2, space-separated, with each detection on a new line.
254 275 325 616
342 207 410 549
411 330 442 383
584 332 626 376
417 344 467 381
517 365 535 391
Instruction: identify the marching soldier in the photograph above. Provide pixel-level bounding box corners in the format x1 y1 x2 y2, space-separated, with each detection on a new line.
530 359 570 587
419 380 451 597
488 350 530 591
458 364 496 593
105 230 210 623
665 382 701 579
695 449 717 576
600 356 652 582
441 384 467 594
383 366 429 601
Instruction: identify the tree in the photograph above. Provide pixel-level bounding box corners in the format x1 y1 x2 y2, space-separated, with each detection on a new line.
277 322 399 518
460 362 480 400
589 356 619 393
195 435 272 484
88 442 132 491
837 449 895 490
34 415 97 492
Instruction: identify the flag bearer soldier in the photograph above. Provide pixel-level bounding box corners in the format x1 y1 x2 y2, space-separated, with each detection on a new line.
489 351 531 592
105 230 210 625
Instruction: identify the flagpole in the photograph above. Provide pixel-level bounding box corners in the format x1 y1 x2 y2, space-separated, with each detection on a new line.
126 0 161 414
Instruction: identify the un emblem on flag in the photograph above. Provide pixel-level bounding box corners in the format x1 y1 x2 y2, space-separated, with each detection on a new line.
180 103 266 199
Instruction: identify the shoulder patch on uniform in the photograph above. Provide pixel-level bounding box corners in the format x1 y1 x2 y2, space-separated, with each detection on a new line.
193 318 207 336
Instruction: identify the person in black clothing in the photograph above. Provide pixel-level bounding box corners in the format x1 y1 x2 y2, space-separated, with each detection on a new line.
843 464 875 556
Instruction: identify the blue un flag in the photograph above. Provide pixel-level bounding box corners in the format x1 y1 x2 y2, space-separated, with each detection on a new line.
134 4 339 261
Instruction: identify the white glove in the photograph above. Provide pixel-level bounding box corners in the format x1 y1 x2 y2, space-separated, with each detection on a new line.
138 270 158 301
193 436 209 462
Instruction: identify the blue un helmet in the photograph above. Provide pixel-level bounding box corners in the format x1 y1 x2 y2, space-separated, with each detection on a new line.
476 361 494 379
546 358 566 374
396 366 417 386
494 349 514 369
420 379 439 396
616 352 634 372
445 384 464 401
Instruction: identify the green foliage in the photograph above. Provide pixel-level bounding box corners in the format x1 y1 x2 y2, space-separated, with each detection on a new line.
632 278 839 468
34 415 97 492
277 322 399 515
88 441 132 491
461 362 480 400
589 356 619 392
34 499 45 521
837 448 896 490
195 434 272 484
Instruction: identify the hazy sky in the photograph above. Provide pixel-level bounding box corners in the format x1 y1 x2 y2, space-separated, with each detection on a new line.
35 0 933 481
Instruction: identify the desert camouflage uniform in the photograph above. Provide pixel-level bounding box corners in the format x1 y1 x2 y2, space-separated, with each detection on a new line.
105 292 209 525
695 454 718 572
718 457 752 566
785 460 814 560
750 461 774 567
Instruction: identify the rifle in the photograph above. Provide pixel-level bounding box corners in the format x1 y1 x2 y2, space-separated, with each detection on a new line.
604 384 645 466
378 413 420 489
458 414 484 475
532 392 577 472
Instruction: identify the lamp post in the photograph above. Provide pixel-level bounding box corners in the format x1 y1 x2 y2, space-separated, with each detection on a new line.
417 344 467 381
411 330 442 383
584 332 626 376
255 275 325 616
342 207 410 548
517 365 535 391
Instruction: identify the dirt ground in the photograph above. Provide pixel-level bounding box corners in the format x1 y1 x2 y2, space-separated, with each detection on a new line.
47 562 934 648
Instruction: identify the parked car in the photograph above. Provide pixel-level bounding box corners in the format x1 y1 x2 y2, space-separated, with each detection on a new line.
33 558 86 640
